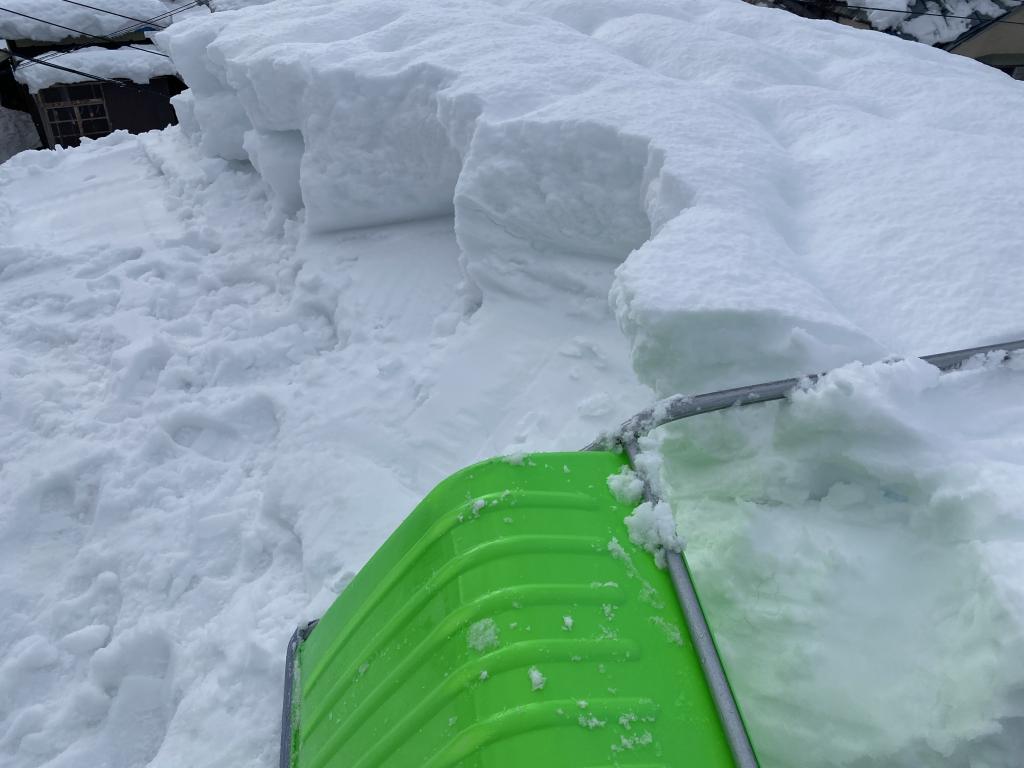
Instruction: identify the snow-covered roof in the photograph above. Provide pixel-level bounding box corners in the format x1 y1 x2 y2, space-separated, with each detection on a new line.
13 45 177 92
210 0 277 9
0 0 201 44
835 0 1023 45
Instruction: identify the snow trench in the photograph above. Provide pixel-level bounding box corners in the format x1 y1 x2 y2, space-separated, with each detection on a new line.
151 1 814 392
157 0 1024 394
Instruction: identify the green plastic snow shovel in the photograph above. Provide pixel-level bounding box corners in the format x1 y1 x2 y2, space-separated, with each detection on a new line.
279 339 1024 768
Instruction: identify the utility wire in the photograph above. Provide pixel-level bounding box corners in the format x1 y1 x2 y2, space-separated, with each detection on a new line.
108 1 202 37
55 0 168 29
18 2 200 69
822 1 1024 24
6 49 165 94
0 5 171 55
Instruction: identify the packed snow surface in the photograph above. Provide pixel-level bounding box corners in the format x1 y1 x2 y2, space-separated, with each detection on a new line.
1 0 1023 767
0 124 647 767
13 45 178 93
0 0 201 43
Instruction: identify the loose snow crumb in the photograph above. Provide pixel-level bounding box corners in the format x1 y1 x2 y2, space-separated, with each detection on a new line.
528 666 546 691
615 731 653 751
624 501 683 569
562 615 574 630
607 466 644 504
479 670 489 680
602 603 617 621
448 715 458 727
650 616 684 646
607 537 629 563
467 618 499 651
618 712 637 729
577 699 588 708
471 498 486 516
563 464 571 473
578 714 606 729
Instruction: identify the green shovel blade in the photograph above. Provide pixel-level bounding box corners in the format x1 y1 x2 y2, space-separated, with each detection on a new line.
287 451 737 767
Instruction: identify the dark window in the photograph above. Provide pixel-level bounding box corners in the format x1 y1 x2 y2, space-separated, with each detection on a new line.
38 82 111 148
66 83 103 100
82 119 108 135
48 107 75 122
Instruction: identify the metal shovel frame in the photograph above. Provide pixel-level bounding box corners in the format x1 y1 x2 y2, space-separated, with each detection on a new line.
280 339 1023 768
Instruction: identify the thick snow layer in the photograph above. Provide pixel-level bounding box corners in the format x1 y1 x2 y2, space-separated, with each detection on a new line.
13 45 177 93
0 1 202 43
156 0 1024 396
0 105 38 163
657 353 1024 766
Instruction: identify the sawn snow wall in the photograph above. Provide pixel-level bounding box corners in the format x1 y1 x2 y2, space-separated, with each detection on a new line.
156 0 1024 394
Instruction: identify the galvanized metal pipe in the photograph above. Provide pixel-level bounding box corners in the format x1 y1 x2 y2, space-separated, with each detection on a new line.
588 339 1024 452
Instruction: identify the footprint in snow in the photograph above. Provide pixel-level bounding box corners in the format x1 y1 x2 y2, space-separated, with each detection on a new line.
161 394 280 462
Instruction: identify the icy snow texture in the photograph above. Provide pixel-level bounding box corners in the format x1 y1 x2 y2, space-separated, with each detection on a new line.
156 0 1024 395
0 0 202 43
0 105 38 163
14 46 178 93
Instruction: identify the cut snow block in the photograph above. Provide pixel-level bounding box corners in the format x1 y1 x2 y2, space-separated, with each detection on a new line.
282 452 739 767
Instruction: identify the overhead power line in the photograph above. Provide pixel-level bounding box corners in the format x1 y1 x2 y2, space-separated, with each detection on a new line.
6 49 165 94
108 1 203 38
18 2 201 69
55 0 168 29
0 5 171 55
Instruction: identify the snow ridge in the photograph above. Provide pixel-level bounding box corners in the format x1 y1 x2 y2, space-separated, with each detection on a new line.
14 46 178 93
157 0 1024 395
